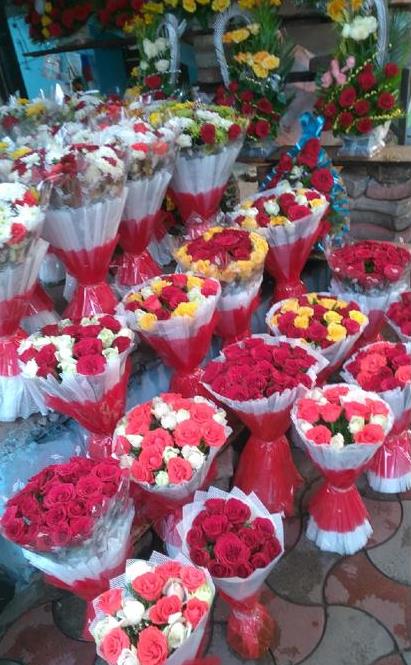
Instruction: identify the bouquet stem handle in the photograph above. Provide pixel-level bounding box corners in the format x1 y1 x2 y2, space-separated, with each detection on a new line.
116 250 161 289
170 366 207 398
234 434 303 516
273 278 306 302
64 282 118 319
222 591 278 660
367 430 411 493
216 294 260 347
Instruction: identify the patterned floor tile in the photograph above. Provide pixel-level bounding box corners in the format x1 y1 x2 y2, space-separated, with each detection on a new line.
371 656 406 665
325 553 411 649
284 516 302 553
301 606 395 665
0 603 95 665
357 475 399 502
402 650 411 665
291 447 320 484
367 504 411 585
365 498 403 548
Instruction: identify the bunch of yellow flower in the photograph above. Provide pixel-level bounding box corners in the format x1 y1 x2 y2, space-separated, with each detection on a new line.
234 50 280 78
238 0 281 8
326 0 363 23
223 23 260 45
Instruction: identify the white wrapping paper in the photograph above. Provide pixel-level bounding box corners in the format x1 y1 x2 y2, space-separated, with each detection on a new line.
122 170 171 224
170 142 243 196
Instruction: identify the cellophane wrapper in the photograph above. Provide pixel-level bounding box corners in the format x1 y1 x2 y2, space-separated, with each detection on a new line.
342 345 411 492
202 335 327 514
178 486 284 659
91 551 215 665
266 293 368 382
169 142 243 223
386 301 411 344
21 282 60 335
215 275 262 346
291 385 394 555
115 168 173 293
21 349 132 458
42 190 128 318
0 238 48 420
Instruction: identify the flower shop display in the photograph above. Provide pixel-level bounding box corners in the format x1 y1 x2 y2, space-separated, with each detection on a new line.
42 142 128 318
267 293 368 382
342 342 411 492
111 392 231 547
326 237 411 345
386 291 411 341
202 335 328 514
178 486 283 659
291 384 393 554
0 95 65 141
0 454 134 639
13 0 93 42
119 274 221 396
0 182 49 420
231 185 328 300
151 103 247 227
18 315 134 458
91 551 215 665
174 227 268 345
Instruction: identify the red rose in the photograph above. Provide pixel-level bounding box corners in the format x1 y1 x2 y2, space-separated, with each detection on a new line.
204 498 226 514
168 457 193 484
77 324 102 338
173 420 202 447
288 204 311 221
187 526 206 548
200 420 226 448
208 561 232 577
257 97 273 114
161 286 188 310
49 22 62 37
155 561 182 581
50 523 73 547
277 153 293 173
201 279 219 296
201 514 229 541
278 193 296 213
44 504 67 527
263 535 282 559
170 273 187 289
43 482 76 508
306 425 332 444
126 403 152 435
224 497 251 525
150 595 182 625
142 428 173 450
70 515 94 538
131 460 153 484
339 111 353 129
377 92 395 111
66 499 87 518
92 461 121 484
145 74 162 90
310 168 333 193
250 552 271 569
254 119 270 139
132 571 164 601
229 81 239 92
320 403 342 422
228 123 242 141
97 588 123 615
76 475 103 499
339 86 356 108
3 516 26 543
237 527 261 551
356 118 373 134
137 626 168 665
384 62 399 78
214 533 251 566
200 123 216 144
99 315 122 333
180 565 206 591
9 223 27 245
323 102 337 118
354 99 370 116
189 546 211 567
240 90 253 102
358 68 377 91
76 354 106 375
138 447 163 471
183 598 209 628
73 338 103 357
101 628 131 665
252 517 275 537
354 423 384 444
236 561 254 578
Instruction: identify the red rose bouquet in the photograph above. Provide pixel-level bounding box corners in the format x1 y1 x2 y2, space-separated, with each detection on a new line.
175 227 268 346
0 455 134 638
43 142 128 318
19 0 93 42
202 335 327 515
119 274 220 396
343 341 411 493
178 486 284 659
326 237 411 345
112 392 230 547
18 315 134 458
386 291 411 341
232 186 328 300
91 552 215 665
267 293 368 382
291 384 393 554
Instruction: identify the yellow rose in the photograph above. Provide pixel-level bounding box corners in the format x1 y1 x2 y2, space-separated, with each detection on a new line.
131 66 139 77
144 1 164 12
236 260 254 279
251 63 269 78
228 28 250 44
212 0 230 9
310 198 325 208
165 0 179 5
172 302 198 317
294 315 310 330
269 215 287 226
298 306 314 318
253 51 279 70
11 147 31 159
271 314 279 327
241 216 258 231
149 111 162 125
187 275 203 289
26 102 45 117
193 259 212 276
248 23 260 34
242 200 254 209
197 0 210 5
306 293 318 305
41 15 51 26
351 0 362 9
324 310 343 324
326 322 347 342
326 0 345 22
44 2 53 12
138 313 158 331
151 279 171 295
183 0 196 10
127 292 143 303
281 299 300 313
0 141 9 151
42 28 50 38
349 310 368 326
234 53 249 65
17 98 29 105
238 0 256 7
319 297 338 310
336 299 348 308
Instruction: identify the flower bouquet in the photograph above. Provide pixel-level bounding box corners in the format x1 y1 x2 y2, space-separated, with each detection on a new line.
202 335 327 514
291 384 393 554
18 315 134 458
386 291 411 341
343 341 411 492
21 282 60 335
232 185 328 300
326 237 411 345
0 455 134 639
151 103 247 228
178 486 283 659
42 142 128 318
266 293 368 382
111 392 231 547
0 182 49 420
91 552 215 665
175 227 268 346
119 273 220 396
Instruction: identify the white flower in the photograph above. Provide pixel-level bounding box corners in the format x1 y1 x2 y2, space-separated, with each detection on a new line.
167 611 183 625
299 420 313 434
330 433 345 450
164 580 186 601
295 194 308 206
143 38 158 59
213 410 227 426
22 358 39 378
348 416 365 434
182 445 205 471
140 286 154 299
118 600 145 627
153 401 170 419
92 616 120 644
190 583 213 605
155 37 168 53
140 60 149 71
118 648 139 665
125 560 152 583
165 620 191 649
115 423 126 437
176 408 191 423
163 446 179 462
370 414 387 428
59 359 77 375
291 165 303 178
176 133 192 149
155 59 170 73
161 413 178 430
103 347 119 360
128 434 143 449
274 180 292 194
264 200 280 216
155 470 170 486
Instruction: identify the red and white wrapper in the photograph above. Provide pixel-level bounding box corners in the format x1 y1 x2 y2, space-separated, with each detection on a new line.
342 345 411 493
115 169 173 293
215 275 262 347
178 486 284 660
266 292 368 383
385 304 411 344
202 335 328 515
118 277 221 397
91 551 215 665
21 282 60 335
291 385 394 554
0 238 48 420
43 191 127 318
169 142 242 223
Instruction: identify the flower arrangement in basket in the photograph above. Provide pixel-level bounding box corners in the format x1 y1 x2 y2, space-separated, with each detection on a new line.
127 18 176 101
13 0 93 42
175 227 268 345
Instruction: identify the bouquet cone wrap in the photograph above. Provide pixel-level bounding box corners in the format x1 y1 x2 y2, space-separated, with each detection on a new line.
21 282 60 335
291 385 394 554
386 302 411 343
43 191 127 318
215 276 262 347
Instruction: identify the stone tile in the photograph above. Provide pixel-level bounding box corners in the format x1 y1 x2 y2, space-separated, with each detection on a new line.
371 656 406 665
291 447 320 484
284 516 302 553
365 498 403 548
325 553 411 649
367 505 411 585
206 623 274 664
267 525 339 604
0 603 95 665
302 606 395 665
358 474 397 501
402 650 411 665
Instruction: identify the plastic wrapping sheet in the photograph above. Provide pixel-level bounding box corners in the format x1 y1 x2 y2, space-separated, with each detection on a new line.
215 276 262 346
21 282 60 335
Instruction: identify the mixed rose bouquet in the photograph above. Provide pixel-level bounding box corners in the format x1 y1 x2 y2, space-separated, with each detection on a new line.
267 293 368 381
91 552 215 665
18 315 134 457
17 0 93 42
6 146 50 186
342 341 411 492
291 384 393 554
386 291 411 341
112 392 230 545
178 486 283 659
150 103 247 224
232 185 328 300
119 274 220 395
202 335 327 514
0 95 64 139
0 182 44 266
175 227 268 345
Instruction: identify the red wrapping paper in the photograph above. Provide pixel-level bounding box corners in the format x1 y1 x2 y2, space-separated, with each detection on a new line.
0 328 27 377
309 468 369 533
215 294 260 347
221 591 277 660
170 184 226 223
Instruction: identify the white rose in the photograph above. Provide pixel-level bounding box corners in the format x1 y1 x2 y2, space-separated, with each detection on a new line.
118 648 139 665
92 616 120 644
161 413 178 430
164 580 186 601
299 420 313 434
342 23 351 38
348 415 365 434
295 194 308 206
155 37 168 52
140 60 149 71
143 38 157 59
153 401 170 419
155 470 170 486
176 408 191 423
115 423 126 437
155 59 170 73
274 180 292 194
118 600 145 627
140 286 154 299
330 433 345 450
182 445 205 471
190 583 214 605
163 446 179 462
264 200 280 216
125 560 152 583
22 358 39 378
213 411 227 426
128 434 143 449
165 620 190 649
103 347 119 360
59 359 77 375
291 165 303 178
98 328 115 348
176 133 192 148
370 414 387 429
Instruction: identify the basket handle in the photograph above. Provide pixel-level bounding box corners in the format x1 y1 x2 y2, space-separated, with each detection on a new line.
157 13 187 88
213 3 252 88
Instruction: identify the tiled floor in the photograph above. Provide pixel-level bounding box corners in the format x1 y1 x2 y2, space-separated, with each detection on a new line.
0 444 410 665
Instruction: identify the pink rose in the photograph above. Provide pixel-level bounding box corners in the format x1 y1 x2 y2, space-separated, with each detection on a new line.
132 572 164 601
142 428 174 450
167 457 193 484
395 365 411 386
183 598 209 628
149 595 182 625
98 588 123 615
189 402 216 423
137 626 168 665
100 628 130 665
306 425 332 444
173 420 202 448
200 420 226 448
